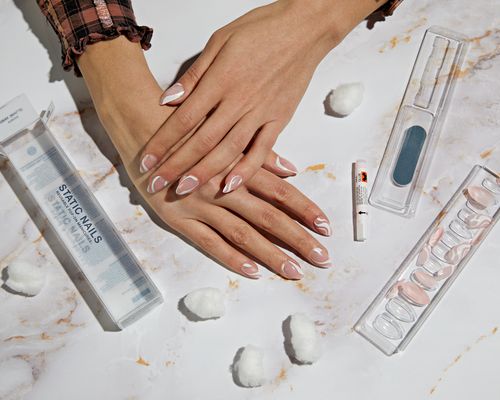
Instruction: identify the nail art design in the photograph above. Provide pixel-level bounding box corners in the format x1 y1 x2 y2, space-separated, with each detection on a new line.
427 226 444 247
241 262 261 279
464 213 491 229
160 83 185 105
222 175 242 194
444 243 471 265
466 185 495 210
139 154 157 174
309 247 331 267
147 176 168 194
275 156 298 176
313 216 332 236
416 244 431 266
281 260 304 280
176 175 199 195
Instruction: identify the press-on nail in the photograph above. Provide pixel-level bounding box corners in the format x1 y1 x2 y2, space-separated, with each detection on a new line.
275 156 298 176
241 262 260 279
444 243 471 265
281 260 304 280
140 154 158 174
398 281 430 306
160 83 185 105
313 216 332 236
464 213 491 229
428 227 444 247
416 244 431 266
222 175 242 194
176 175 199 195
147 176 168 194
467 186 496 209
309 247 331 267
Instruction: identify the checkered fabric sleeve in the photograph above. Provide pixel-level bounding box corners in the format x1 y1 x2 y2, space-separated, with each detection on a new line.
38 0 153 75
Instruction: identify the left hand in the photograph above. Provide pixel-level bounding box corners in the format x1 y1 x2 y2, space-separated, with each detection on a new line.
139 0 351 195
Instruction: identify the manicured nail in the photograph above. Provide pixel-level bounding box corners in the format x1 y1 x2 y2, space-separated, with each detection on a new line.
313 216 332 236
241 262 261 279
160 83 185 105
275 156 298 176
176 175 199 195
281 259 304 280
309 247 332 268
147 176 168 194
139 154 158 174
222 175 243 194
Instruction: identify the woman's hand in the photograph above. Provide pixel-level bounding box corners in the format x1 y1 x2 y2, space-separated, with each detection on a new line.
139 0 384 195
78 37 333 279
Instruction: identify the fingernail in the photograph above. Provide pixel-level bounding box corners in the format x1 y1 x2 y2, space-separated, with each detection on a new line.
147 176 168 194
176 175 199 195
275 156 298 176
139 154 158 174
309 247 332 268
160 83 185 105
313 216 332 236
241 262 261 279
281 259 304 280
222 175 243 194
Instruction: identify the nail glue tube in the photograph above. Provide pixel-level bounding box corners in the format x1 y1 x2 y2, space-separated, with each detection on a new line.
0 95 163 329
354 160 369 241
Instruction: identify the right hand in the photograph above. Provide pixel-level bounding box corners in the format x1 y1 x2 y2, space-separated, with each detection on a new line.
78 37 333 279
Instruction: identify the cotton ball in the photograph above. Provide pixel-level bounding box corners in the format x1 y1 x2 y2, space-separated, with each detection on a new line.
289 313 320 364
3 260 46 296
183 287 225 320
328 82 364 116
233 345 266 388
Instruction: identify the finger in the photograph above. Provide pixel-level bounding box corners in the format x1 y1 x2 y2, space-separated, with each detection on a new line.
177 219 261 279
201 207 305 280
246 169 333 237
221 122 280 194
223 190 332 268
179 114 259 195
139 84 222 175
146 103 241 195
160 30 227 106
262 151 298 177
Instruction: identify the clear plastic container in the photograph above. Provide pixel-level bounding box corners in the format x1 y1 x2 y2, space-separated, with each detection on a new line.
0 95 163 329
370 26 469 218
355 165 500 355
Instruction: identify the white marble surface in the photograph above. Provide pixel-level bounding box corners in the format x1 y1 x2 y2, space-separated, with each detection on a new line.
1 0 500 399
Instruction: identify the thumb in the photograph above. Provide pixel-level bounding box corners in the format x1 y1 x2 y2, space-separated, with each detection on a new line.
159 31 226 106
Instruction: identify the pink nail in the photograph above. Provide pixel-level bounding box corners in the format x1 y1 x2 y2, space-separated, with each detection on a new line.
241 262 261 279
160 83 185 105
313 216 332 236
309 247 331 268
281 260 304 280
275 156 298 176
139 154 158 174
176 175 199 195
147 176 168 194
222 175 243 194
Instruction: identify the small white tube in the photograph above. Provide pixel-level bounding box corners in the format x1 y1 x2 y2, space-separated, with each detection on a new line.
354 160 369 241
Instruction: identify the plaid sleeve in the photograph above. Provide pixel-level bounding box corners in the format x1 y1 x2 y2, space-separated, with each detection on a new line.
38 0 153 75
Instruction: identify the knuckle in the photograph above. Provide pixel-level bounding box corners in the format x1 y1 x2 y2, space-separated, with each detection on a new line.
176 109 196 132
273 181 291 204
197 131 220 153
199 233 218 252
260 209 279 231
185 64 201 83
228 134 246 153
230 224 251 247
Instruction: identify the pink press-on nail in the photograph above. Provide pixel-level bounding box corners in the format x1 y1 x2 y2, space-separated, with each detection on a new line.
281 260 304 280
241 262 261 279
309 247 332 267
139 154 158 174
147 176 168 194
313 216 332 236
160 83 185 105
398 281 430 307
466 186 496 210
464 213 492 229
222 175 243 194
176 175 199 195
416 244 431 266
428 226 444 247
411 269 438 291
444 243 471 265
275 156 298 176
435 265 455 280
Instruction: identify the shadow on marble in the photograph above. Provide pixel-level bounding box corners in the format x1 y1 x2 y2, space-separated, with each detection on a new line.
281 315 307 365
229 346 248 388
0 267 33 297
0 162 120 331
323 90 348 119
177 295 208 323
